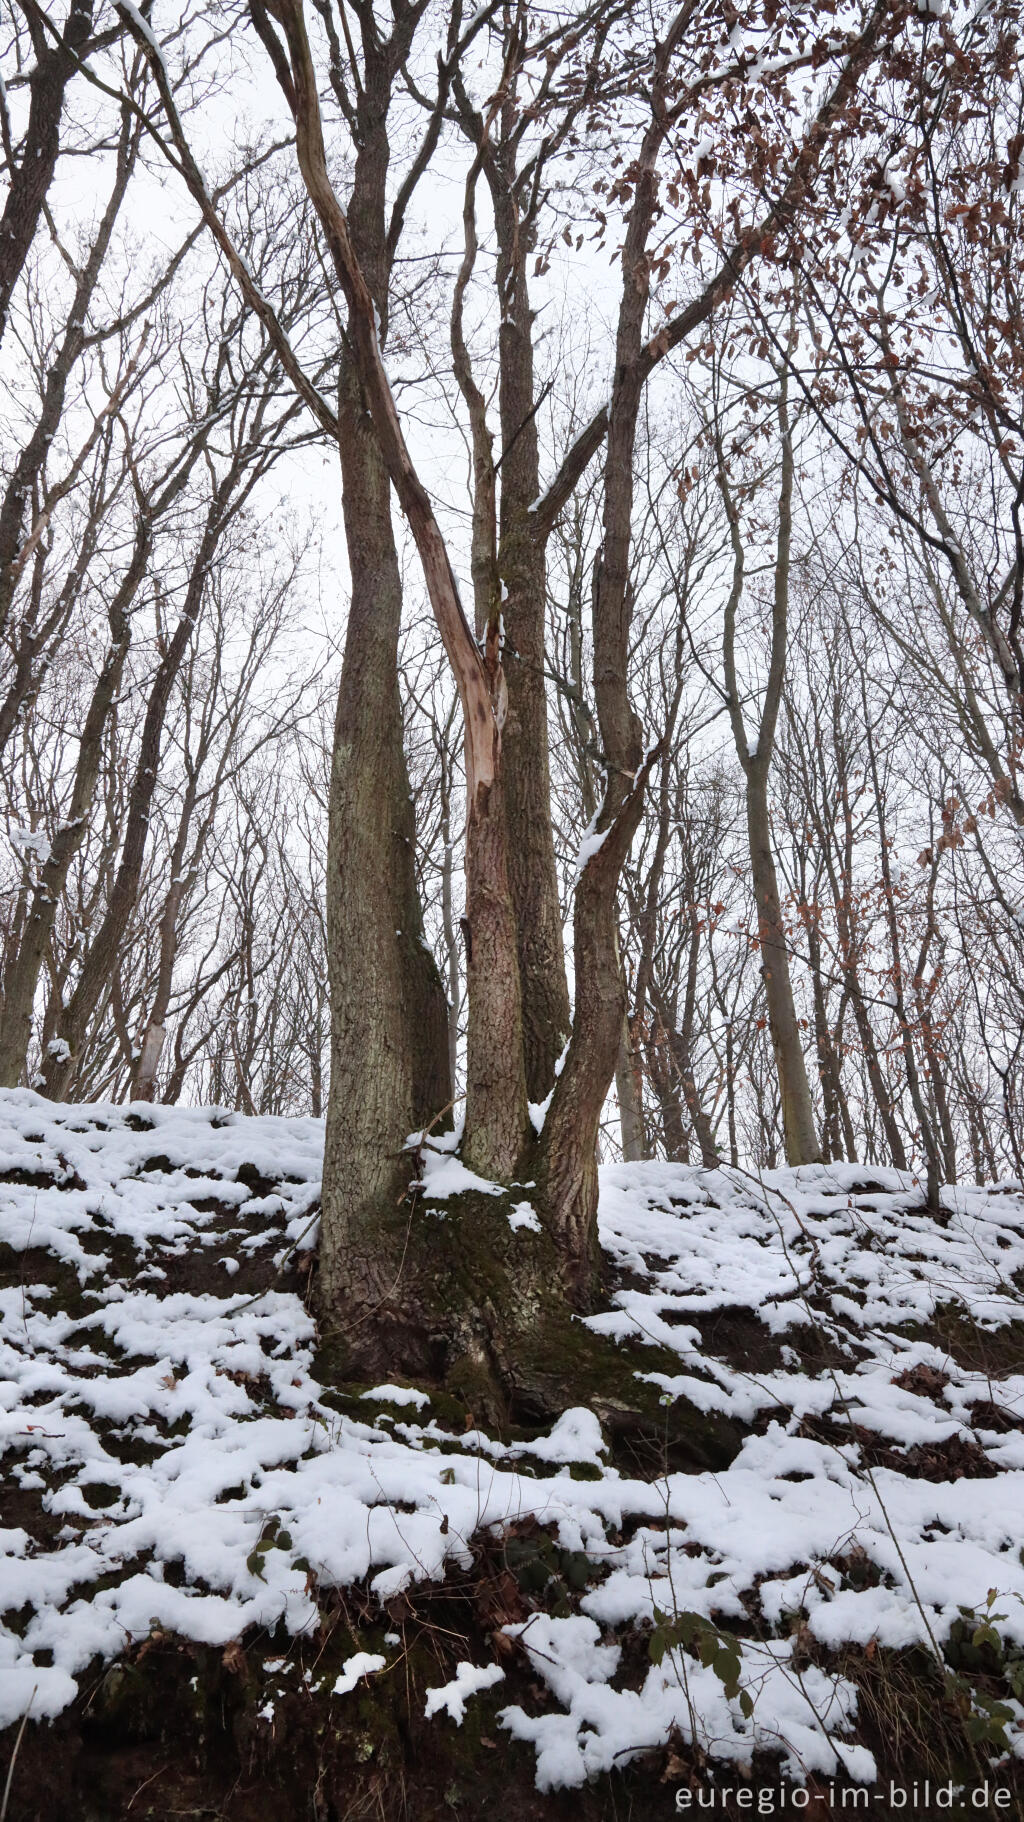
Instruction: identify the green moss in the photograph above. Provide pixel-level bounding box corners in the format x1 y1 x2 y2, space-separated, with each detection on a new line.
315 1182 743 1469
82 1481 120 1509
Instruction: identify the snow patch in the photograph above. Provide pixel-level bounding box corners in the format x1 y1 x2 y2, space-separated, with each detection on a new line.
333 1652 387 1695
424 1661 505 1723
508 1201 542 1233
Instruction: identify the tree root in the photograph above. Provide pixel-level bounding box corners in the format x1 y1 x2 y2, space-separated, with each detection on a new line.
313 1186 742 1471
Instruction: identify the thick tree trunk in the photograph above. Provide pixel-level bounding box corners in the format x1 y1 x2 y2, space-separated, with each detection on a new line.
492 223 571 1101
288 24 452 1318
133 1024 167 1101
317 357 451 1328
277 0 528 1189
460 767 529 1179
260 0 883 1406
437 728 461 1095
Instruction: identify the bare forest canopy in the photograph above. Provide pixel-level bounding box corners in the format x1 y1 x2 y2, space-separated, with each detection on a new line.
0 0 1022 1378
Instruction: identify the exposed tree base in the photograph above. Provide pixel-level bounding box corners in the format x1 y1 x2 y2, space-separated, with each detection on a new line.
314 1183 740 1469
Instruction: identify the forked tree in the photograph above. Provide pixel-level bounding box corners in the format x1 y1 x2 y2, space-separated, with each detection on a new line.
110 0 905 1414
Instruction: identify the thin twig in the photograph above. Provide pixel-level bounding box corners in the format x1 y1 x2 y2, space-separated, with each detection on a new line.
1 1687 36 1822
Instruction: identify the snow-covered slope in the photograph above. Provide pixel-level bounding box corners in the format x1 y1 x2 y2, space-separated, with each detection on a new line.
2 1089 1024 1790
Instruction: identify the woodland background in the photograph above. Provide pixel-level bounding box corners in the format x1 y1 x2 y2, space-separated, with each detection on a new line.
0 0 1021 1185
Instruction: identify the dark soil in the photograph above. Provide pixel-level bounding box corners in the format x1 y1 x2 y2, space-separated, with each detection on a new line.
5 1144 1024 1820
6 1580 1023 1821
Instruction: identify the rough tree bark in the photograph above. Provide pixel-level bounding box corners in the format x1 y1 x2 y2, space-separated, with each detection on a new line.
310 9 452 1333
318 350 452 1323
470 84 573 1101
267 0 528 1188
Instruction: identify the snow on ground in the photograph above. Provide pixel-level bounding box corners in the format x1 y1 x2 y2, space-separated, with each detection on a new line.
2 1089 1024 1787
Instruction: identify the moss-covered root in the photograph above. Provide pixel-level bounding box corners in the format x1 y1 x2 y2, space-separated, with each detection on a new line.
315 1185 742 1471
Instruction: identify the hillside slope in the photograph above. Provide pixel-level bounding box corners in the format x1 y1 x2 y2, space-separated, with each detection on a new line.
2 1090 1024 1817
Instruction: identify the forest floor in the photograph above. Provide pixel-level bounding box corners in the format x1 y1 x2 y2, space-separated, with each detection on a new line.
2 1091 1024 1820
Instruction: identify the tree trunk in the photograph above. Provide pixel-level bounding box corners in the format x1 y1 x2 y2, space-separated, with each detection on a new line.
317 356 451 1332
660 1010 721 1170
534 10 694 1291
460 764 529 1180
538 816 643 1303
806 916 843 1161
450 76 573 1106
491 182 571 1102
717 375 821 1167
746 770 821 1166
0 0 96 350
848 967 908 1168
615 1013 645 1162
819 758 908 1170
255 0 883 1407
437 720 461 1095
861 681 942 1205
646 1027 689 1162
0 518 148 1086
131 813 192 1101
133 1024 167 1101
